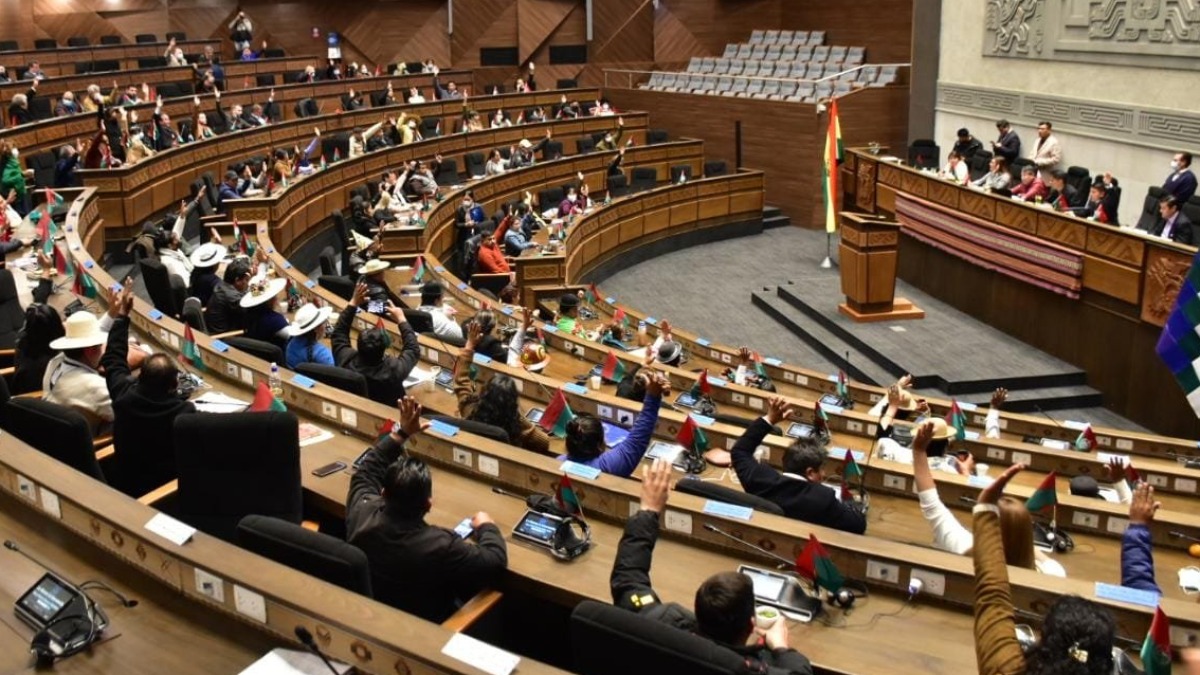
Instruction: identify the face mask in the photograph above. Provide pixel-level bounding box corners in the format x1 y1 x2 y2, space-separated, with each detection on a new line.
276 301 288 314
1171 161 1180 171
567 194 577 202
10 148 17 158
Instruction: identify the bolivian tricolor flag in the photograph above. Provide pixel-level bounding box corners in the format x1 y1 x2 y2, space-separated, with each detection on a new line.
822 97 843 234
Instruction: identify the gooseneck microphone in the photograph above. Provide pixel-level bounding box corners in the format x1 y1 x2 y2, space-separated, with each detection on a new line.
294 626 341 675
702 523 792 571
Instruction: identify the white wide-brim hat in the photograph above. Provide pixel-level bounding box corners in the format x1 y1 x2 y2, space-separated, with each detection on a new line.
239 277 288 308
190 242 226 268
49 311 107 350
288 303 333 336
357 259 390 275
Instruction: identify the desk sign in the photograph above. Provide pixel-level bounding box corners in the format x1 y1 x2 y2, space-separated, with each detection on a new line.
148 309 164 321
563 382 587 396
429 420 460 437
1094 582 1159 609
210 340 230 353
441 633 519 675
703 500 753 521
290 374 317 389
145 513 196 546
561 461 602 481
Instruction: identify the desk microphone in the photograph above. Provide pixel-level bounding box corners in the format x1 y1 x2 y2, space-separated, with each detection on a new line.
294 626 341 675
958 495 978 505
1170 531 1200 543
702 523 792 570
1033 404 1064 430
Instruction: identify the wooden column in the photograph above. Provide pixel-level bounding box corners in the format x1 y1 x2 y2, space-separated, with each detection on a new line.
837 212 924 322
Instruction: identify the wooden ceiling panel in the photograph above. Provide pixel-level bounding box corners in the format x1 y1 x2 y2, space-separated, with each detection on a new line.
517 0 577 64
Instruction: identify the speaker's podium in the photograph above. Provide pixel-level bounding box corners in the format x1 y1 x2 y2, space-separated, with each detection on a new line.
837 213 924 322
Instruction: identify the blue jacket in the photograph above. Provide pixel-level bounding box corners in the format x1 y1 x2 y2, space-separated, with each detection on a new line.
559 394 661 478
1120 523 1160 594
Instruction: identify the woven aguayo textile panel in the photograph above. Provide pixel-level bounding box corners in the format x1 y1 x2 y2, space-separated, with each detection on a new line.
894 193 1084 299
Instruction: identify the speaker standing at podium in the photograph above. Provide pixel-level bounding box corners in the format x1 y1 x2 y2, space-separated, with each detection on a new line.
610 459 814 675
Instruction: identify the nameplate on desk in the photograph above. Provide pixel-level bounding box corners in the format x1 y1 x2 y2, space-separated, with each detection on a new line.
282 261 291 269
764 357 782 367
703 500 753 521
696 338 711 347
561 461 602 480
148 309 164 321
304 279 316 288
83 260 94 269
605 296 616 304
689 413 715 426
827 447 865 463
441 633 520 675
472 353 493 365
542 324 558 333
707 376 727 388
501 306 514 315
1094 582 1159 609
145 513 196 546
429 420 459 437
291 374 316 388
644 317 657 325
967 475 993 488
434 265 446 273
958 401 979 412
1062 420 1088 431
563 382 588 396
210 340 229 353
457 282 468 290
964 430 980 441
819 402 844 415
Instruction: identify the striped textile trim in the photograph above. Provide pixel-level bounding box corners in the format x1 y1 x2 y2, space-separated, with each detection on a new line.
895 193 1084 299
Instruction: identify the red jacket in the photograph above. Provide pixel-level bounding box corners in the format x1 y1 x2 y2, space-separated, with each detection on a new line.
476 242 510 274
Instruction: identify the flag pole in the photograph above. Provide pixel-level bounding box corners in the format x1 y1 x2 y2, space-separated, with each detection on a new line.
820 232 833 269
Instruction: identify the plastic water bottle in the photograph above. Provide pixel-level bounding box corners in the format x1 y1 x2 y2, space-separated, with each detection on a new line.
637 320 647 346
269 362 283 399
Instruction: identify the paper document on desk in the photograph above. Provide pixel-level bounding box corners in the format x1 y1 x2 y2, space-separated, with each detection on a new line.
442 634 520 675
403 365 435 390
239 648 351 675
298 423 334 447
193 391 250 413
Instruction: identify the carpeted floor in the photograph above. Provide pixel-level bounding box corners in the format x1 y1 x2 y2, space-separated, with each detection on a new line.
596 226 1149 433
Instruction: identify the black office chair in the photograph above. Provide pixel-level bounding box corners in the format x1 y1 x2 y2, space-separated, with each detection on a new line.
4 399 104 482
174 412 302 541
428 415 510 444
66 36 89 47
570 600 754 675
908 139 939 171
319 244 339 277
402 308 435 334
294 98 319 118
674 476 784 515
464 152 486 178
576 137 596 155
237 515 373 596
646 129 668 145
263 48 285 59
629 167 657 192
556 78 578 89
295 363 369 398
34 39 56 50
0 270 25 349
606 173 629 198
1066 166 1091 196
421 117 441 139
256 74 276 87
967 150 992 181
470 274 511 298
139 258 185 318
24 151 56 191
670 165 692 183
0 40 18 51
138 57 166 69
703 161 728 178
99 35 122 45
75 62 95 75
434 158 460 186
180 297 210 334
165 31 187 42
539 186 565 211
135 34 158 44
542 140 563 161
224 336 284 365
318 275 355 301
1010 157 1035 181
28 96 52 122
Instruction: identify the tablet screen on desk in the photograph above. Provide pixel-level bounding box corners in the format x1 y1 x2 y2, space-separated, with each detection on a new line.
16 574 74 627
742 568 786 602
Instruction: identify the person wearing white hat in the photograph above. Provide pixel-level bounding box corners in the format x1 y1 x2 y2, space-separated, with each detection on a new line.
188 242 226 306
355 258 404 316
43 309 114 432
285 302 334 369
239 276 289 350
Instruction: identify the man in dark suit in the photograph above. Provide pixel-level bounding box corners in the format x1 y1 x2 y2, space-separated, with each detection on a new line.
991 119 1021 163
1070 181 1119 225
730 397 867 534
1044 169 1082 211
347 397 507 623
332 282 421 406
101 283 195 498
1164 152 1197 205
609 458 815 675
1150 196 1195 246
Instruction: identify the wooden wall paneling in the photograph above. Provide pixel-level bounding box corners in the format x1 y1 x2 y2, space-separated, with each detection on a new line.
449 0 518 68
654 0 779 64
781 0 914 64
517 0 578 64
590 0 654 65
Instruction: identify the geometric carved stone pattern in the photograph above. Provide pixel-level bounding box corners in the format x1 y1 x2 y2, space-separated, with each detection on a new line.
1141 246 1193 327
938 83 1200 152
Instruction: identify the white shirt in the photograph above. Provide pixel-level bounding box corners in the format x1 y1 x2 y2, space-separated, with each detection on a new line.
416 304 463 340
43 353 113 429
160 248 193 286
921 489 1066 576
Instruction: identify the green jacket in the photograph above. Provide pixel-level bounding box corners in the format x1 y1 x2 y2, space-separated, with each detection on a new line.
1 155 25 199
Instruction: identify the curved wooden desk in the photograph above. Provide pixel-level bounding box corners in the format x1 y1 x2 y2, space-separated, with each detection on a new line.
2 70 474 161
80 88 601 240
847 149 1200 438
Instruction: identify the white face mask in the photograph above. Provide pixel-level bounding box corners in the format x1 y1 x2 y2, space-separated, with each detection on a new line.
1171 161 1180 171
276 301 288 314
567 193 577 202
10 148 17 158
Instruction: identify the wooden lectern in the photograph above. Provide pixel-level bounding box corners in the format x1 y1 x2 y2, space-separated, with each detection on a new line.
837 213 924 322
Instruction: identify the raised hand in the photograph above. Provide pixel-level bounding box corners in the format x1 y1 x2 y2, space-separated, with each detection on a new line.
639 458 672 513
765 396 793 427
397 396 429 437
351 281 369 307
990 387 1008 408
978 463 1025 505
1129 482 1161 525
465 320 482 351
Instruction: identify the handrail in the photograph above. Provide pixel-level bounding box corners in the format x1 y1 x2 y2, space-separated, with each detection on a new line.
602 62 910 90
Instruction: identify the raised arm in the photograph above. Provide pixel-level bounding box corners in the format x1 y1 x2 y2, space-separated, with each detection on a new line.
972 465 1028 675
595 374 667 477
1121 482 1162 593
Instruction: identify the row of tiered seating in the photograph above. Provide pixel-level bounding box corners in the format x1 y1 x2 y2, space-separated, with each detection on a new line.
719 43 863 64
0 33 189 51
747 28 826 45
642 73 837 101
683 58 888 82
